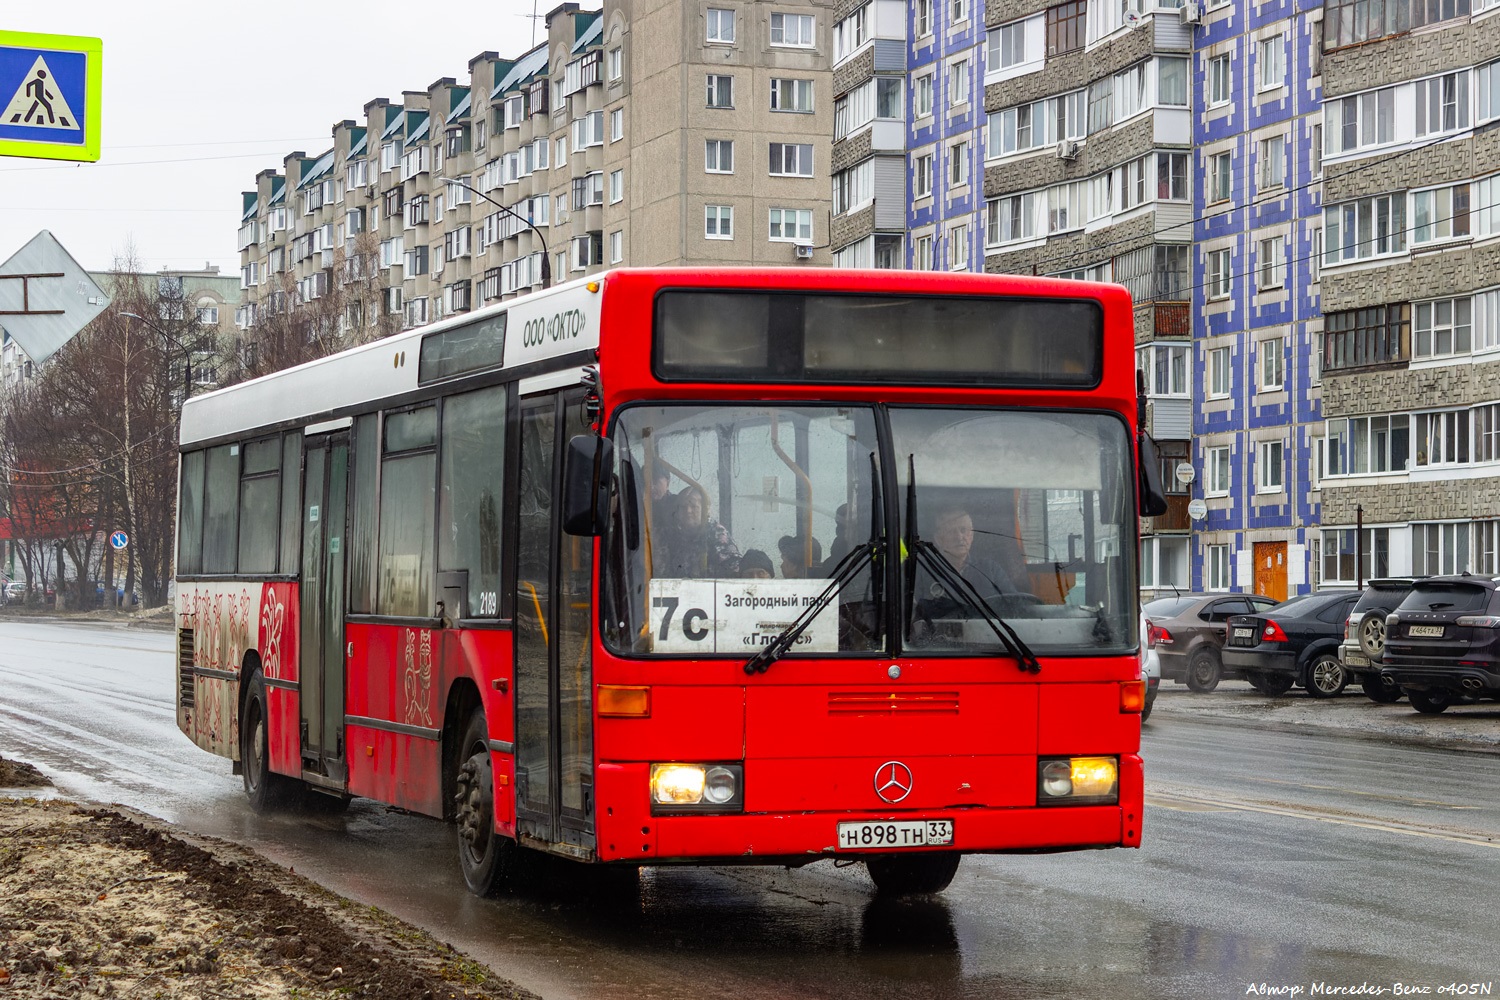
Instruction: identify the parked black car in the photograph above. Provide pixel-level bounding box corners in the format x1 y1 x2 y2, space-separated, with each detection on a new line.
1221 590 1360 697
1145 593 1279 692
1382 575 1500 714
1337 577 1422 702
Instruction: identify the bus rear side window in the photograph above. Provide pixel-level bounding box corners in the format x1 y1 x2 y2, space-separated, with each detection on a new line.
178 451 205 575
238 438 280 575
203 445 239 573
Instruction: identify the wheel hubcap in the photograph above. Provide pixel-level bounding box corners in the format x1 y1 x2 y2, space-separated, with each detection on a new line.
1313 660 1341 692
1362 620 1385 653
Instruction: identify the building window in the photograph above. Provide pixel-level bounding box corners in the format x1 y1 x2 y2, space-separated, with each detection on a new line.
607 47 623 82
705 205 733 239
1258 236 1285 291
1208 54 1231 107
771 12 816 46
1324 0 1471 51
1326 414 1410 476
1414 410 1470 467
952 0 969 22
1206 544 1231 591
948 224 970 269
609 229 623 262
1258 35 1286 90
949 58 970 105
915 73 934 117
833 161 873 215
915 153 934 198
1208 347 1231 398
987 193 1038 245
769 142 814 176
1323 304 1409 371
1414 297 1472 358
1258 135 1286 192
834 4 870 62
768 208 812 242
1325 88 1396 156
706 8 735 43
949 140 969 186
1140 536 1189 590
1209 152 1232 203
1207 248 1232 299
1412 522 1472 576
1480 520 1500 576
1324 194 1406 265
1157 152 1188 201
1158 57 1188 106
914 234 934 270
609 169 624 204
1206 445 1232 496
1140 343 1190 397
1257 440 1284 493
995 20 1027 70
770 78 815 112
1411 182 1471 245
610 108 623 141
916 0 933 37
706 139 733 173
707 74 734 108
1046 0 1086 57
1259 336 1286 391
1321 527 1391 583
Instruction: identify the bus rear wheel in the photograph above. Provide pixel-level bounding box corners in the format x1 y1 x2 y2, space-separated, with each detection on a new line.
241 671 299 812
455 708 514 897
865 852 961 895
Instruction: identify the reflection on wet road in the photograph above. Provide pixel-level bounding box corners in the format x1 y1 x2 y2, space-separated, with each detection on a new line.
2 620 1495 998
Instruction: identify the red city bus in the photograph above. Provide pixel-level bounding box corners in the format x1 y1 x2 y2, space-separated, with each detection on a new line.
175 267 1167 896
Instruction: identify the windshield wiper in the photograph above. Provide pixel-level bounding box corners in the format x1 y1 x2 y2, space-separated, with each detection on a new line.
903 455 1041 674
745 454 883 675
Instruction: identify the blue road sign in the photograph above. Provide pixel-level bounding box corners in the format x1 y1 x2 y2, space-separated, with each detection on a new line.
0 31 102 162
110 531 128 551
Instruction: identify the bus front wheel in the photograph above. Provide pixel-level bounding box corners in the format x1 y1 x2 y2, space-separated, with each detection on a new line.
241 671 299 812
455 708 514 897
865 852 962 895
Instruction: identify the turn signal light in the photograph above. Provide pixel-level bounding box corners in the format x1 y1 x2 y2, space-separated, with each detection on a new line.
1261 620 1289 643
1120 679 1146 713
598 685 651 717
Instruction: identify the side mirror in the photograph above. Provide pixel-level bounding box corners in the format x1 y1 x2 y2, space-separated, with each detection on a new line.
562 434 614 536
1138 433 1169 518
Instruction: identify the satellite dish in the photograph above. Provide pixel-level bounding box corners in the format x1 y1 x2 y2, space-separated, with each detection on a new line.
1187 499 1207 521
1124 9 1143 27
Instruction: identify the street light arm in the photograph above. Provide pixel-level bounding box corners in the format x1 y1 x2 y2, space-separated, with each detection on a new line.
438 175 551 289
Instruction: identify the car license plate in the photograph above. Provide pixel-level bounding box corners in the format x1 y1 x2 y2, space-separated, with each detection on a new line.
1233 627 1254 639
1409 625 1445 638
837 819 953 850
1342 649 1369 667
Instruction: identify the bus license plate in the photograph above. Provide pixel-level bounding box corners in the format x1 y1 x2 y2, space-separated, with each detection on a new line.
1409 625 1445 637
837 820 954 850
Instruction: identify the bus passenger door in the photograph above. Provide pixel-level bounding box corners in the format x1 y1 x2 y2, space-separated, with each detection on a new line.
514 389 595 854
300 432 349 784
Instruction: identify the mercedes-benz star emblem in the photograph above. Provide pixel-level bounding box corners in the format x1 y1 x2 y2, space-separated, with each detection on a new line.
874 761 913 804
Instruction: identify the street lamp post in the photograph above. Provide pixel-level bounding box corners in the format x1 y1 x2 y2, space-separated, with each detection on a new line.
438 175 550 289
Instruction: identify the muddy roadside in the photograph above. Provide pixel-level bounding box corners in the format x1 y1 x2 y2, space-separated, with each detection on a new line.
0 756 536 1000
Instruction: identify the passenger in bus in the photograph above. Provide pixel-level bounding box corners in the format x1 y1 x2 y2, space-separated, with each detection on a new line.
821 503 853 573
930 506 1016 598
655 487 741 577
740 549 775 579
778 534 822 579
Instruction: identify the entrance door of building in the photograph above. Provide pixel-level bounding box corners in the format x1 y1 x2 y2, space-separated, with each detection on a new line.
1253 541 1287 602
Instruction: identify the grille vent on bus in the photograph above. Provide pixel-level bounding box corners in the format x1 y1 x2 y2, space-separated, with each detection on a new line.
827 690 960 715
178 628 195 708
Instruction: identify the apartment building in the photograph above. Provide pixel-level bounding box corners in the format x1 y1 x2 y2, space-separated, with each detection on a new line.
1315 0 1500 584
1188 0 1325 600
236 1 835 341
976 0 1195 590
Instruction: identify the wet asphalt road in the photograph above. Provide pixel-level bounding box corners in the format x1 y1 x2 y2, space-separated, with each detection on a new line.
1 618 1497 999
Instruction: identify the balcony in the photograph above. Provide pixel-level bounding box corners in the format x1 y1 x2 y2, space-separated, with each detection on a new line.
1146 300 1190 337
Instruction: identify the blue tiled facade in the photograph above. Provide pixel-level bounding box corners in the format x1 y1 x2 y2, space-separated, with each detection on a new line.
1191 0 1324 598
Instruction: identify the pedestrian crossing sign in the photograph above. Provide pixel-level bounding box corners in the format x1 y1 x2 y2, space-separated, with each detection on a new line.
0 31 101 163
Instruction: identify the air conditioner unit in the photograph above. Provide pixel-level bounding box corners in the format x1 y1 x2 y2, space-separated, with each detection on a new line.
1179 2 1201 25
794 244 815 260
1056 140 1080 161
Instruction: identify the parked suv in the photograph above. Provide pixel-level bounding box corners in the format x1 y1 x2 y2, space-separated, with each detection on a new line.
1338 578 1421 702
1145 593 1278 692
1382 576 1500 714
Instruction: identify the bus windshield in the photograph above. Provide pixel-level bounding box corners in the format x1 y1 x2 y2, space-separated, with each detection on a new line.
603 403 1135 659
605 404 883 656
891 407 1135 656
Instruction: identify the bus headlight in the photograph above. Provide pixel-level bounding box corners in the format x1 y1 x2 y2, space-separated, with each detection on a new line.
1037 756 1118 805
650 763 744 813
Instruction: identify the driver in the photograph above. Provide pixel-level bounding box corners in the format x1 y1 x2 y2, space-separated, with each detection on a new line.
930 507 1015 598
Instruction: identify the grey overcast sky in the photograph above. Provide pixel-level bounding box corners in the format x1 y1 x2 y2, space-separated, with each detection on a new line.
0 1 549 275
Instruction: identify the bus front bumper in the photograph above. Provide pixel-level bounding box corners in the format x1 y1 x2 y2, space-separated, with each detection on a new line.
593 753 1143 863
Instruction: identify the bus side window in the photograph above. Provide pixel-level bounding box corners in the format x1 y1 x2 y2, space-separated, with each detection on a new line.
439 385 508 618
203 444 240 574
178 450 206 575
